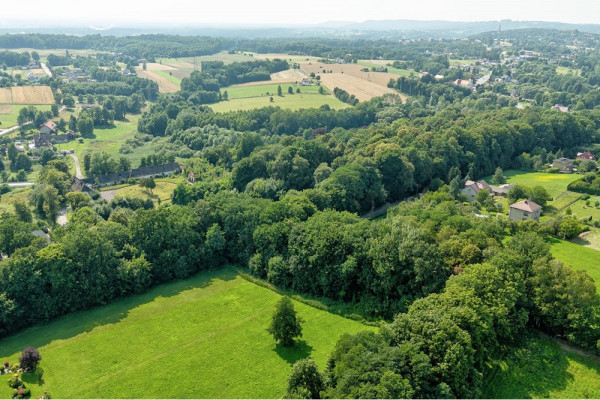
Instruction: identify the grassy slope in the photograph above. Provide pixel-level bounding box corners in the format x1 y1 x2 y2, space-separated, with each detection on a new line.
153 70 182 85
0 268 374 399
549 237 600 290
484 333 600 399
113 178 182 204
0 105 52 127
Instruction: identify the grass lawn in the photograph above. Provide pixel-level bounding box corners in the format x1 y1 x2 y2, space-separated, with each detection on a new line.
560 195 600 220
223 83 328 99
484 332 600 398
491 170 582 199
356 60 414 77
113 178 182 203
0 186 32 211
549 237 600 290
0 105 52 128
556 66 582 76
0 267 374 399
210 93 349 113
54 116 139 161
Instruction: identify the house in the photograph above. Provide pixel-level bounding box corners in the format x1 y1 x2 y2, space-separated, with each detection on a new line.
577 151 595 161
300 78 311 86
553 158 574 173
453 79 474 89
71 177 96 194
461 180 493 201
39 121 58 135
188 171 196 184
490 184 513 197
552 104 569 113
434 74 445 80
509 199 542 222
84 162 181 187
33 132 74 148
27 72 40 84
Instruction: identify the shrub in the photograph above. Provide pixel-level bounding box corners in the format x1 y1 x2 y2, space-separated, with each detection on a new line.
7 374 22 388
19 348 41 372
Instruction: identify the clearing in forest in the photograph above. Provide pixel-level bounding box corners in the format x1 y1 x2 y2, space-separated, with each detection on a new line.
136 69 180 93
0 268 373 399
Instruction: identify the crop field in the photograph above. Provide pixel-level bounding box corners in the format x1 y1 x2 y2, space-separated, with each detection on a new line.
484 333 600 399
250 53 321 62
0 268 374 399
549 237 600 290
299 61 404 102
0 86 55 105
136 69 180 93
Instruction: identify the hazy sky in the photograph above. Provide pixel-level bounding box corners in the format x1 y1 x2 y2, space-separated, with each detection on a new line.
2 0 600 26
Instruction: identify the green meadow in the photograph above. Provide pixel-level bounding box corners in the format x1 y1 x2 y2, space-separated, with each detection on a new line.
549 237 600 290
484 333 600 399
356 60 414 76
0 268 374 399
0 104 52 128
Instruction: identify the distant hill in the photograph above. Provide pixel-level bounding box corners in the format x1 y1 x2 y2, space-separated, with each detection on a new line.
0 19 600 39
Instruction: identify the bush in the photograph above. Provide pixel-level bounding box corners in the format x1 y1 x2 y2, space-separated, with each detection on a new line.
7 374 22 388
19 348 41 372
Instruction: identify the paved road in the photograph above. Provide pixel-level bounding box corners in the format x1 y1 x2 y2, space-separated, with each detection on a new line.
7 182 35 188
0 121 32 136
70 153 84 179
40 63 52 77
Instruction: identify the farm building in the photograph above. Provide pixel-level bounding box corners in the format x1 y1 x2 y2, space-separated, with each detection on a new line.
300 78 311 86
83 162 181 187
508 199 542 222
461 180 493 201
553 158 574 173
453 79 474 89
39 121 58 135
577 151 596 161
34 132 75 147
490 183 513 197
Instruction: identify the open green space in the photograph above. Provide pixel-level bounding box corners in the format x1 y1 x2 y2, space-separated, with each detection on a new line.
0 267 374 399
113 178 182 203
153 70 182 85
210 95 349 113
556 66 582 76
492 170 582 199
549 237 600 290
223 83 327 99
484 333 600 399
356 60 414 76
560 195 600 220
55 116 139 160
0 104 52 128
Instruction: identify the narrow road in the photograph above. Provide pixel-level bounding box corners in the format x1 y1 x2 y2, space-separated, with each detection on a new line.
0 121 32 136
70 153 84 179
7 182 35 188
40 63 52 77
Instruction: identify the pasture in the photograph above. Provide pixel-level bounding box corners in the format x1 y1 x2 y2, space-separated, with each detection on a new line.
357 60 415 77
484 332 600 398
496 170 582 198
299 61 403 102
136 69 180 93
223 83 328 99
0 268 374 399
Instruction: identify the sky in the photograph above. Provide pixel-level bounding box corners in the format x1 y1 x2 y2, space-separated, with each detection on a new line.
2 0 600 27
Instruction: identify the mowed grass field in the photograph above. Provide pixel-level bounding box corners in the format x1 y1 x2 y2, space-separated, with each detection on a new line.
496 170 582 198
113 178 182 204
484 333 600 398
549 237 600 290
211 83 349 112
357 60 415 77
0 268 374 399
0 104 52 127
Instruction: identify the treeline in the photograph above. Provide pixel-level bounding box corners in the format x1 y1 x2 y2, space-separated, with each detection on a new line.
568 170 600 195
333 87 358 105
0 34 234 59
0 51 31 67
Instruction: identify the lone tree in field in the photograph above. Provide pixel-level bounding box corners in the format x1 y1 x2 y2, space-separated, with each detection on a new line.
19 347 41 372
277 85 283 96
267 297 304 347
491 167 506 184
286 358 324 399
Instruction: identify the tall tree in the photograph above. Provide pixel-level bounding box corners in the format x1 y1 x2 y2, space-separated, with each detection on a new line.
267 296 303 346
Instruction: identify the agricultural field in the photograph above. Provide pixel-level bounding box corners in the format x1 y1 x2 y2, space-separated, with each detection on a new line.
0 268 374 399
484 333 600 399
549 237 600 290
0 86 54 105
210 92 349 113
357 60 415 77
299 61 404 102
136 69 181 93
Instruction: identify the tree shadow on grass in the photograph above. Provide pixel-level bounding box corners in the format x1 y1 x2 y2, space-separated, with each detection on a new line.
0 266 239 358
483 331 600 399
21 368 44 386
274 339 313 365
